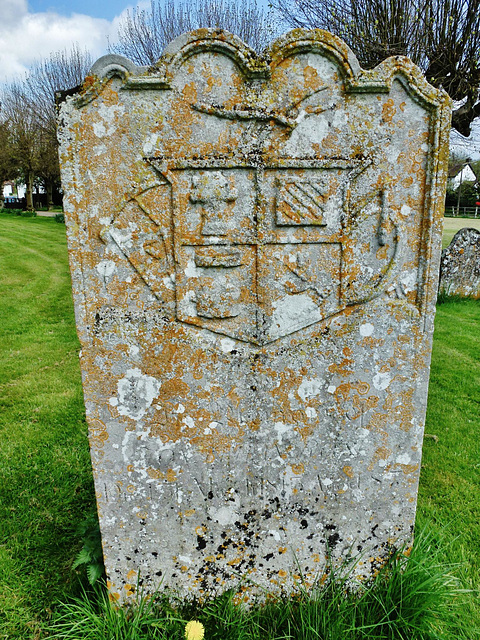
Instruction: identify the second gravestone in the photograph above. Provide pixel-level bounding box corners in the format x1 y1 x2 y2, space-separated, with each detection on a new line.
58 29 450 602
439 227 480 298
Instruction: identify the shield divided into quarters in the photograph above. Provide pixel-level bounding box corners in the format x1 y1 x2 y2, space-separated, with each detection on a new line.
151 160 360 345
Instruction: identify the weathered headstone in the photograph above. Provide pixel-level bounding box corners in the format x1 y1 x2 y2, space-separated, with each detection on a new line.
58 29 451 602
439 227 480 298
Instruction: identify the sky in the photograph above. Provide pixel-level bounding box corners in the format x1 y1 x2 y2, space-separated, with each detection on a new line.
1 0 479 156
451 127 480 161
28 0 136 20
0 0 272 81
0 0 142 82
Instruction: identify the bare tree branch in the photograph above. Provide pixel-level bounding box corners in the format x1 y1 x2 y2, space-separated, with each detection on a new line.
272 0 480 136
110 0 279 64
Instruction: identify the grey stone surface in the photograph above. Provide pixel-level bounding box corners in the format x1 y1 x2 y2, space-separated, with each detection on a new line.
57 29 451 602
439 227 480 298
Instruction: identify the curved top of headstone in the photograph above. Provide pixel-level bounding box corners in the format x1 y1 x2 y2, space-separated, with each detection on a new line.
446 226 480 245
89 53 146 79
441 226 480 265
72 29 450 110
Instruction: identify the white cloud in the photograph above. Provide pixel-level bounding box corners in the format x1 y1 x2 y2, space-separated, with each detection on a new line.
451 119 480 161
0 0 129 82
3 0 27 24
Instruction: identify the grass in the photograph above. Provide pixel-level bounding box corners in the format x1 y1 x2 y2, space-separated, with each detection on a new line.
36 206 64 212
0 213 95 638
45 529 471 640
0 212 479 638
442 216 480 247
416 296 480 632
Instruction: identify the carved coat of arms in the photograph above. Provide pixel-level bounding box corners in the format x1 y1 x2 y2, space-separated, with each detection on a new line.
153 160 358 344
106 154 402 345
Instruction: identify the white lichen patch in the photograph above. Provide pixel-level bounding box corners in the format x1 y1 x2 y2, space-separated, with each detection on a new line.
270 293 321 339
359 323 374 337
297 377 323 402
116 369 160 420
209 505 239 525
220 337 236 353
373 371 392 391
96 259 116 278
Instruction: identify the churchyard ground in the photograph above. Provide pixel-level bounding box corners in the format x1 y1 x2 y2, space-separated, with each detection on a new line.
0 211 479 638
443 216 480 247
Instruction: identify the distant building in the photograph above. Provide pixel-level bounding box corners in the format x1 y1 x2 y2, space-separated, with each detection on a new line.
448 162 479 189
2 181 14 197
2 182 27 198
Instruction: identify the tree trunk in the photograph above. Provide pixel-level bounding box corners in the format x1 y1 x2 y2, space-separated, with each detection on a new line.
0 178 5 210
46 179 53 210
26 171 34 212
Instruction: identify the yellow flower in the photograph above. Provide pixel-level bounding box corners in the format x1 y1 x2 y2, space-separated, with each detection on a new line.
185 620 205 640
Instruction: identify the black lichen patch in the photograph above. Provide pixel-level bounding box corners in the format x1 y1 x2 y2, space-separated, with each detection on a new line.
327 531 341 549
196 535 207 550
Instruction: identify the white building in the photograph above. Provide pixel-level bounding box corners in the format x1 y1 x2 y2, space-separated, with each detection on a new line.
448 162 478 189
2 182 27 198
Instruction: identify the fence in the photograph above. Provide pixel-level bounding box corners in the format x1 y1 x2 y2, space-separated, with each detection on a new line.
444 206 480 218
2 193 63 210
3 197 26 209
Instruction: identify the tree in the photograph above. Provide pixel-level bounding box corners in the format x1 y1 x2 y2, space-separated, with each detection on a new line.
0 119 17 209
471 158 480 179
0 81 40 212
110 0 278 64
24 44 92 140
447 180 479 208
272 0 480 137
0 45 92 211
23 44 92 209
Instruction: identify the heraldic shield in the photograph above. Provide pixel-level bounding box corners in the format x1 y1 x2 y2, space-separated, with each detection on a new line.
150 161 353 346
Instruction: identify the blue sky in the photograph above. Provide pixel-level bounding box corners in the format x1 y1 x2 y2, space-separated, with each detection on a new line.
0 0 127 81
0 0 274 82
27 0 272 21
28 0 135 20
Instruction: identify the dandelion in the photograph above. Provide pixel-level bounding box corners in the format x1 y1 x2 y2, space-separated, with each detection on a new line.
185 620 205 640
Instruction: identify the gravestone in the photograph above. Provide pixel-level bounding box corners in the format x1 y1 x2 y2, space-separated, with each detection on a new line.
57 29 451 602
439 227 480 298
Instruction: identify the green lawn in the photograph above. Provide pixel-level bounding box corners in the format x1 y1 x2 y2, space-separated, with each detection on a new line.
442 216 480 247
0 213 95 639
0 212 479 638
416 297 480 629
